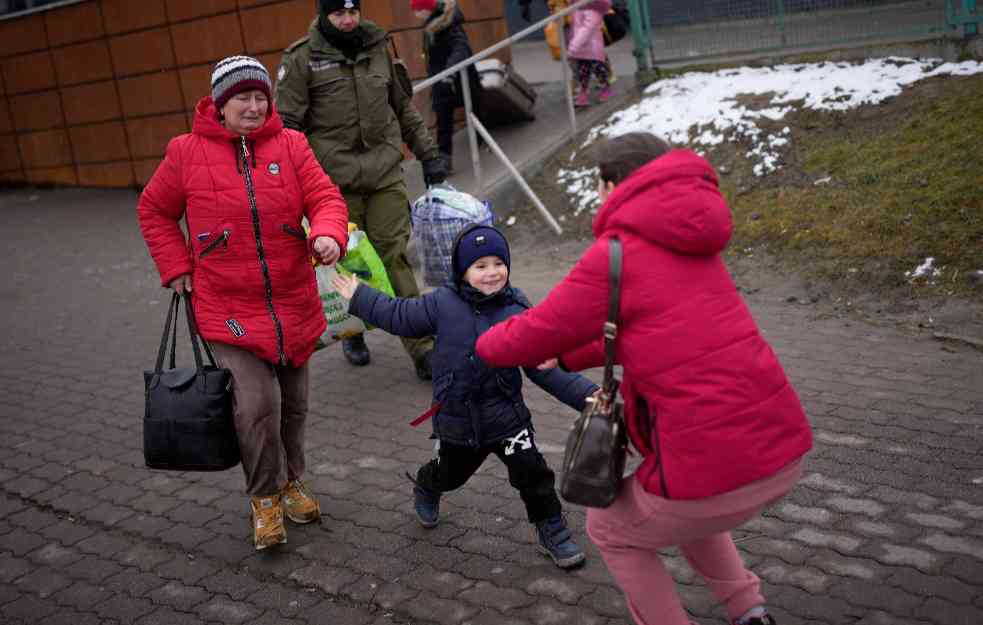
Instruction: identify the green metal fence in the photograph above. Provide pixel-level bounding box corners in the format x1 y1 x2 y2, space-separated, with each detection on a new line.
626 0 978 73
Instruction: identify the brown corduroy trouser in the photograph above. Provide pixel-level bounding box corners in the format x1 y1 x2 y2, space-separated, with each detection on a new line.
210 342 309 497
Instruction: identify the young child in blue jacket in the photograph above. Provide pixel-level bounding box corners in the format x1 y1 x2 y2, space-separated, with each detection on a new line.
332 224 597 568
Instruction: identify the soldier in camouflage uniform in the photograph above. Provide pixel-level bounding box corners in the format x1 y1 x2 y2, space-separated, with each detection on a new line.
275 0 447 380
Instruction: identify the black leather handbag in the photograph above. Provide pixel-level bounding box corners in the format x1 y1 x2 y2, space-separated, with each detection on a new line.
143 292 240 471
559 237 627 508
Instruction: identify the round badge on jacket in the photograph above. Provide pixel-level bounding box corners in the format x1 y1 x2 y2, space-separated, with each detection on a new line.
268 163 280 175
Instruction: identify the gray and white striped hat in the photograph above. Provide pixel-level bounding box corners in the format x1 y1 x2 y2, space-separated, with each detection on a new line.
211 56 272 109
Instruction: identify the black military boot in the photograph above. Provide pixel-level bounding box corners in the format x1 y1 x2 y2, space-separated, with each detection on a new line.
342 334 370 366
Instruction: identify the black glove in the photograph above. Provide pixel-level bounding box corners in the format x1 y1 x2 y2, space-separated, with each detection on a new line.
422 156 448 186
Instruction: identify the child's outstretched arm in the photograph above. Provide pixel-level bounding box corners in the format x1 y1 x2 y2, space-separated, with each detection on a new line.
332 273 438 338
524 366 600 413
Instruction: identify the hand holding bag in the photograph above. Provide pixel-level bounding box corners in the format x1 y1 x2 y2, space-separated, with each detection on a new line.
559 237 627 508
143 292 240 471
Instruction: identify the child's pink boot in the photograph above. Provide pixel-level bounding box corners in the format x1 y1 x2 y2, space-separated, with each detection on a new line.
598 87 612 103
574 90 591 108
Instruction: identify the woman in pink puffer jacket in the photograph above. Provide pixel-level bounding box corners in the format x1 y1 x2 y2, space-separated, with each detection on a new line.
568 0 612 106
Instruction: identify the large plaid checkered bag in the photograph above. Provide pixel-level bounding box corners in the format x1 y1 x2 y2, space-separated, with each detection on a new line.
412 185 493 287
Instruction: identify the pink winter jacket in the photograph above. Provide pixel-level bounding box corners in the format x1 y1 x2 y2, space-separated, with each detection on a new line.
568 0 611 62
477 150 812 500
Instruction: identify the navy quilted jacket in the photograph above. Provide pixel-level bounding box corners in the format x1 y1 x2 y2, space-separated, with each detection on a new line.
348 280 598 447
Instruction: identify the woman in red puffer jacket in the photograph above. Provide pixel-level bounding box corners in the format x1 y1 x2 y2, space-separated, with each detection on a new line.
477 132 812 625
138 56 349 551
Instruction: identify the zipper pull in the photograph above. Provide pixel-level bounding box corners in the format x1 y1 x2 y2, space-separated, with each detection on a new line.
240 136 249 159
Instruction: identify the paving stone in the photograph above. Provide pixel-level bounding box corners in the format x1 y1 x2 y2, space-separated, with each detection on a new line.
130 493 183 515
82 501 135 527
2 594 60 622
196 535 256 566
373 580 421 610
303 600 376 625
13 565 73 598
95 594 157 622
854 610 933 625
27 608 103 625
789 528 862 553
114 542 175 573
348 549 415 581
829 579 925 613
579 585 627 619
0 496 27 519
7 505 61 530
402 565 474 599
75 532 131 558
116 513 175 539
156 524 214 550
868 486 940 511
807 552 878 580
165 502 224 528
0 527 46 555
52 580 114 611
39 518 98 545
28 542 84 568
905 512 966 531
103 569 170 597
920 532 983 560
62 554 124 583
943 500 983 520
197 596 263 624
461 608 534 625
402 590 480 625
774 503 835 526
200 570 266 601
914 597 983 625
888 567 978 604
148 580 211 611
758 561 832 593
0 553 34 583
290 562 361 595
877 544 943 573
243 610 306 625
155 555 218 584
248 581 322 618
515 597 608 625
135 607 208 625
0 582 21 606
824 496 887 517
458 580 537 611
849 520 901 538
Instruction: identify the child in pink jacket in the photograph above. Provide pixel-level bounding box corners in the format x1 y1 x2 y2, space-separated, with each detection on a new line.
568 0 612 106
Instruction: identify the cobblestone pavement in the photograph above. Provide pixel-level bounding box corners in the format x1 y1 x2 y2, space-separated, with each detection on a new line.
1 188 982 625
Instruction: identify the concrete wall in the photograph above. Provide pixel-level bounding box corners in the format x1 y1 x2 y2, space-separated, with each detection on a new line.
0 0 510 188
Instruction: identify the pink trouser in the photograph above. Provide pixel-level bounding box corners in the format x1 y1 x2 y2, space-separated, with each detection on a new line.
586 461 802 625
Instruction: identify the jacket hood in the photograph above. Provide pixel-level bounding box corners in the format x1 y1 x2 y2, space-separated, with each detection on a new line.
424 1 462 35
308 18 388 58
584 0 612 11
592 149 732 256
192 96 284 141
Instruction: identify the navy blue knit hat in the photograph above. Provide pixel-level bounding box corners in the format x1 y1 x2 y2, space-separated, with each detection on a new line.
452 225 510 280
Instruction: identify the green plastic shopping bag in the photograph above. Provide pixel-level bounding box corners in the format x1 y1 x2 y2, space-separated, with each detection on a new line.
314 225 395 349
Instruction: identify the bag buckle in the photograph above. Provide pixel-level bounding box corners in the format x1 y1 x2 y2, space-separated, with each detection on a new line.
603 321 617 340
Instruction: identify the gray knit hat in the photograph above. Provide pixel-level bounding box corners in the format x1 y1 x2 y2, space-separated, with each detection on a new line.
211 56 272 110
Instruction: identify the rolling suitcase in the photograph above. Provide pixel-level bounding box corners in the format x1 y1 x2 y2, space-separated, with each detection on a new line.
476 59 537 126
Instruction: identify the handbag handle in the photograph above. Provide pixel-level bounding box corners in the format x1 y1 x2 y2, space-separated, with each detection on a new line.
603 237 622 395
153 292 219 374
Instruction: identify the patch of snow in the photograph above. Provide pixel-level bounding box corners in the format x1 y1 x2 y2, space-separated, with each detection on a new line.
558 57 983 213
905 257 943 281
814 176 832 186
505 215 517 226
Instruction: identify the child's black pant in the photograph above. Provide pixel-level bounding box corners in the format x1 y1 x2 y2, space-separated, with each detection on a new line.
415 428 562 524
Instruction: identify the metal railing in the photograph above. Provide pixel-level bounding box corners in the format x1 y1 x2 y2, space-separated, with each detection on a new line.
412 0 601 235
627 0 975 69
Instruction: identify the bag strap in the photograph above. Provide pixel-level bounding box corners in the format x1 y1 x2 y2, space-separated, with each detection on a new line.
154 292 180 374
182 293 218 371
603 237 622 391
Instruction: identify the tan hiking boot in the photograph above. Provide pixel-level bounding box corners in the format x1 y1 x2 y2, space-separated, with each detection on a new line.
281 479 321 524
251 494 287 550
